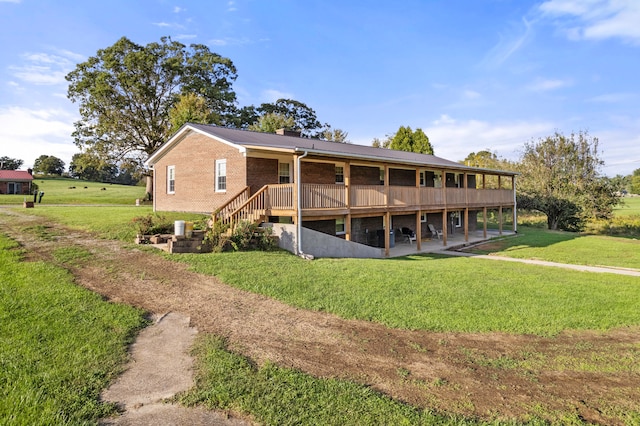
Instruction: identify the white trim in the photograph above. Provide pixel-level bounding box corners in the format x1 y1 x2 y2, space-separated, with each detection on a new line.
215 159 227 192
145 125 246 166
167 165 175 194
278 162 291 184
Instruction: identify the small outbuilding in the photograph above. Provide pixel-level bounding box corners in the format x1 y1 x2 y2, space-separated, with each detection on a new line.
0 170 34 195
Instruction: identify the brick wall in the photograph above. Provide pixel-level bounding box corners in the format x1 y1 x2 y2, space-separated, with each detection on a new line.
351 165 380 185
303 219 336 236
0 181 31 195
351 216 384 246
302 162 335 184
389 169 415 186
153 132 247 213
247 157 278 193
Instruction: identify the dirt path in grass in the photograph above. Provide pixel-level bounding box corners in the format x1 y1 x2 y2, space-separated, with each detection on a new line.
2 208 639 425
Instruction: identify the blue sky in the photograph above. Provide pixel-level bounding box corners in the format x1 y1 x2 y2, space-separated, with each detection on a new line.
1 0 639 176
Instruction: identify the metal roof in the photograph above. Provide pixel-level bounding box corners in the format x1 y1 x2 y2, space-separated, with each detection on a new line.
0 170 33 181
148 123 517 176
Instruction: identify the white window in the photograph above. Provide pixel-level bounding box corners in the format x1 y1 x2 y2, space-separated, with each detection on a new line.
8 182 21 194
335 166 344 184
167 166 175 194
419 171 425 186
452 211 462 227
379 168 385 185
455 174 462 188
215 160 227 192
336 217 346 235
420 213 427 223
279 162 290 184
434 171 442 188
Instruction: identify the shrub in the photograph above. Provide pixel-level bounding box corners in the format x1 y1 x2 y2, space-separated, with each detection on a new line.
205 220 277 253
131 214 174 235
584 215 640 237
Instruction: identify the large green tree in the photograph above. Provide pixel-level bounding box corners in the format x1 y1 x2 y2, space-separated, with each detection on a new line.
237 98 328 138
516 130 618 231
33 155 65 176
0 156 23 170
373 126 434 154
168 93 214 131
256 99 322 137
320 126 349 143
66 36 237 163
69 153 117 182
248 112 296 133
631 168 640 195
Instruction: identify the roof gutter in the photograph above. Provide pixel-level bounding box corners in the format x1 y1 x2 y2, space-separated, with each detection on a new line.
292 147 518 176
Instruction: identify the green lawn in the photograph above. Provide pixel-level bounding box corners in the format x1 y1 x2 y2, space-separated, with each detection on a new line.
0 233 146 424
180 335 489 426
615 196 640 217
172 249 640 337
0 177 146 205
18 206 208 241
8 206 640 424
469 225 640 269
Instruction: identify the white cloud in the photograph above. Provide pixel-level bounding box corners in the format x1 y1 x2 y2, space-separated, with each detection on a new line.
587 92 636 103
173 6 185 13
526 77 572 91
424 115 554 162
176 34 197 40
0 106 77 169
261 89 295 103
209 39 228 46
481 17 534 68
207 37 252 46
538 0 640 44
463 90 482 100
9 51 78 86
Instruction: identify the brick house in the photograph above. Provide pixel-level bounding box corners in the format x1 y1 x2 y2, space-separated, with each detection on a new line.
146 123 517 256
0 170 33 195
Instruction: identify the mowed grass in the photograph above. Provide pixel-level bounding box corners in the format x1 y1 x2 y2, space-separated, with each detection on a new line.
20 206 207 241
172 249 640 337
0 177 145 205
469 225 640 269
180 335 489 426
0 234 146 424
20 207 640 337
614 196 640 217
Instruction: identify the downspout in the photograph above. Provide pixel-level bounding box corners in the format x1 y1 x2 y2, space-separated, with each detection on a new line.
296 149 309 256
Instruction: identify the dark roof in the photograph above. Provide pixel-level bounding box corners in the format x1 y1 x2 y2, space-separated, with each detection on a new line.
0 170 33 181
149 123 516 175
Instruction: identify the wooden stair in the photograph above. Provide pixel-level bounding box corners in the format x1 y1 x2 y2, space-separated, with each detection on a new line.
212 185 269 230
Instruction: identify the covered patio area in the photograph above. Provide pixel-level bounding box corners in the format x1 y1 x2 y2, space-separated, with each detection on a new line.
387 229 516 258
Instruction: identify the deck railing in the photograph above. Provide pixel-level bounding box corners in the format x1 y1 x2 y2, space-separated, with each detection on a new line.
216 186 267 227
302 184 346 209
216 184 514 227
351 185 385 207
213 186 250 223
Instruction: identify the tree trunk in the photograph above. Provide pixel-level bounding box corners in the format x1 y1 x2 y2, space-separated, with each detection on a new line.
145 174 153 201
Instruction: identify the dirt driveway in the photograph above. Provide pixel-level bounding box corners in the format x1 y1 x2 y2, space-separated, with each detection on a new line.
2 208 639 425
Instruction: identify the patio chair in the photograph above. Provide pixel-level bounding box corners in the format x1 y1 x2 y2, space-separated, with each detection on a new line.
428 224 443 240
401 227 417 244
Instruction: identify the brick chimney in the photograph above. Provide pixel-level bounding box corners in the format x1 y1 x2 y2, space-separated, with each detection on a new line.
275 128 302 137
